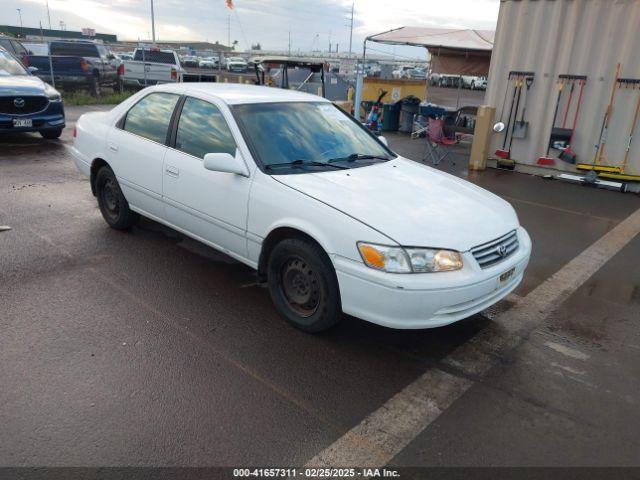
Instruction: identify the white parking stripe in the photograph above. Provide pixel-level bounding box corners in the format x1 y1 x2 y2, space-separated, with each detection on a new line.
306 207 640 468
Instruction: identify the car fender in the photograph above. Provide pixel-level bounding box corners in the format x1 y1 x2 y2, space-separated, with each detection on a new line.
247 173 393 268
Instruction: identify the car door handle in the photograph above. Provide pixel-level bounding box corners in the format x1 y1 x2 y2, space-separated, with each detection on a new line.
165 165 179 177
108 143 118 152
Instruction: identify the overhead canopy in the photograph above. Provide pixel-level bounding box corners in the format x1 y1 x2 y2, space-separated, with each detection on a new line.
367 27 495 76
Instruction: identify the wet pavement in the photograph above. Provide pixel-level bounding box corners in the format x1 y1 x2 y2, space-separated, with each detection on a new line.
1 105 639 467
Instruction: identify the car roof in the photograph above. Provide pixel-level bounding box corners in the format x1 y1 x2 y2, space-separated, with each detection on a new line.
154 83 329 105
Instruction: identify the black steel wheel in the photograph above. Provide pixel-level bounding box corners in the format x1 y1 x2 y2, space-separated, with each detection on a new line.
267 238 341 332
95 166 138 229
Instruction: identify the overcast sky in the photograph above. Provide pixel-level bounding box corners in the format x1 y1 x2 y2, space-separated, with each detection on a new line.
3 0 499 57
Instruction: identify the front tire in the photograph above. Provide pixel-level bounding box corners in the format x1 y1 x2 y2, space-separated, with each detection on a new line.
40 128 63 139
267 238 341 333
95 166 138 229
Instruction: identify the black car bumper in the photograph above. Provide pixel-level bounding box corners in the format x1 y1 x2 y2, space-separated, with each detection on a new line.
0 100 65 134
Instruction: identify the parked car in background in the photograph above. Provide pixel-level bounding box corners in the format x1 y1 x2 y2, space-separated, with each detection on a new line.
70 83 531 333
392 65 416 79
0 35 29 59
182 56 200 68
199 57 218 69
471 77 487 90
24 40 118 96
226 56 248 72
0 47 65 139
115 53 134 62
407 68 426 80
119 47 185 88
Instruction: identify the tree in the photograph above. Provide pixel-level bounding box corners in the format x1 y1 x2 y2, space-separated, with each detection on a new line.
251 42 261 51
232 40 238 50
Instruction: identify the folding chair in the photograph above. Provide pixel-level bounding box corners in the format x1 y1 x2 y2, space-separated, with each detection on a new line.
423 117 457 166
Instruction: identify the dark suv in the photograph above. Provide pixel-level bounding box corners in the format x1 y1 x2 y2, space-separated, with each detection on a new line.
0 47 65 139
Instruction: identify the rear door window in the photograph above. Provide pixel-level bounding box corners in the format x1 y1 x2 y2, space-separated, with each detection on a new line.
122 93 180 144
0 39 14 54
133 50 176 64
50 42 99 57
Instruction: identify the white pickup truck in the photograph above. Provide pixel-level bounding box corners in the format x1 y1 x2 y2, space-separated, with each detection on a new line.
118 48 185 88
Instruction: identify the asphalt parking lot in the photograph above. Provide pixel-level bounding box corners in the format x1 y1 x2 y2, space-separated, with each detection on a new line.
1 104 640 469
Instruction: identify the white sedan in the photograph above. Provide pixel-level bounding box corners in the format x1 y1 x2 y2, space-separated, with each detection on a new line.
70 83 531 332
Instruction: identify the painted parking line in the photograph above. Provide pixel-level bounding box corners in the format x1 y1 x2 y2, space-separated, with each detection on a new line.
306 207 640 467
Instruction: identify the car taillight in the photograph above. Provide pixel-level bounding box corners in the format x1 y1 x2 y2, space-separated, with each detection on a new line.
22 55 29 67
171 68 177 80
80 59 89 72
117 63 124 76
72 127 77 138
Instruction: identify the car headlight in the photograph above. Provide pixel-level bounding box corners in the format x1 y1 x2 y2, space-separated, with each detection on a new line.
44 83 61 101
357 242 463 273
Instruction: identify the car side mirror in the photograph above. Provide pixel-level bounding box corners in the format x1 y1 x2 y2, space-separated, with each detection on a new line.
203 150 249 176
28 66 39 73
378 135 389 147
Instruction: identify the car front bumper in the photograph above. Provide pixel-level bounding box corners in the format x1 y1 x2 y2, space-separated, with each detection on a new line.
0 101 65 134
333 227 532 329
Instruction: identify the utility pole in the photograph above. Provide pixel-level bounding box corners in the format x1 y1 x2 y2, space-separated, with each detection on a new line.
227 15 231 49
46 0 52 30
16 9 23 36
348 1 354 56
288 30 291 56
150 0 156 43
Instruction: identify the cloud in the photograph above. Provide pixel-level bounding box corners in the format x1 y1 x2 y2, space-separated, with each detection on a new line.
3 0 499 53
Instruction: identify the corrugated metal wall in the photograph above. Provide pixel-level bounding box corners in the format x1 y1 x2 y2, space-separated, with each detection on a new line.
486 0 640 175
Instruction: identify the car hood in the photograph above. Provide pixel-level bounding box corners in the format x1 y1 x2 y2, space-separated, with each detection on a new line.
273 158 520 252
0 75 46 95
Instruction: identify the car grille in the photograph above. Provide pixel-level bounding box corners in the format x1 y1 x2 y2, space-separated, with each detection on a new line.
0 96 50 115
470 230 519 269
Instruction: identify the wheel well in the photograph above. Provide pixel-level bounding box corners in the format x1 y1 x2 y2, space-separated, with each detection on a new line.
257 227 326 282
90 158 109 196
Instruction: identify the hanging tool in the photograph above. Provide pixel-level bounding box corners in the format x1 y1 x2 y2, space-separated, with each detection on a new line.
497 73 512 123
620 84 640 173
496 77 524 169
577 63 621 173
559 78 587 164
561 80 575 128
598 78 640 182
495 75 519 159
512 76 534 139
537 78 565 166
548 77 575 151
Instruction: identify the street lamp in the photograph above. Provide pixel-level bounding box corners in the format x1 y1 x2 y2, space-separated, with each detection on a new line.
150 0 156 43
16 9 23 36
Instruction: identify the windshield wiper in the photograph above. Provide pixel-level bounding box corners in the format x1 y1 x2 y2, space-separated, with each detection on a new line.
264 159 349 170
327 153 390 163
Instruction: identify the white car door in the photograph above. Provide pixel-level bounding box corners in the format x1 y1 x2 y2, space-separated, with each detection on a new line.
162 95 252 259
107 92 180 219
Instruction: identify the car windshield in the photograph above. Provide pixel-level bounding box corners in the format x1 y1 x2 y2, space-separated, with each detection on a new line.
233 101 395 172
0 51 28 76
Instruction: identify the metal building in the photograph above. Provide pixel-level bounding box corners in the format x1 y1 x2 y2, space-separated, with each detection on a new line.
486 0 640 181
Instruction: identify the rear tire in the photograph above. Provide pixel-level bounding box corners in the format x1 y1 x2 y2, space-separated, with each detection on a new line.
40 129 62 139
95 166 138 229
267 238 341 333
